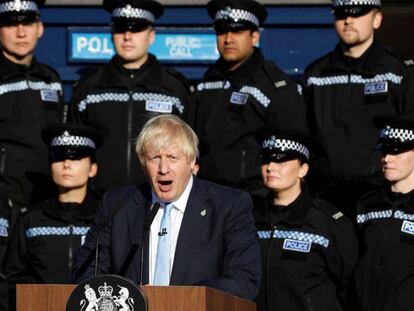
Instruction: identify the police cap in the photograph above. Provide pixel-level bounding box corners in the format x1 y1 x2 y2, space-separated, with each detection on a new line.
332 0 381 19
0 0 44 25
260 130 312 164
41 123 103 163
373 114 414 154
103 0 163 33
207 0 267 33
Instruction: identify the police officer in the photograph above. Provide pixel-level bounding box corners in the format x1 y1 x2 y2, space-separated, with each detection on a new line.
192 0 306 195
0 0 64 238
355 115 414 311
70 0 193 192
253 130 358 311
3 124 102 309
304 0 414 217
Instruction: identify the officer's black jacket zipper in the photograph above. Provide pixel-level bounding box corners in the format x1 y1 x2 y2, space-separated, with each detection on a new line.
373 205 395 310
126 74 134 183
264 225 277 310
240 147 246 182
306 294 314 311
0 145 6 176
68 224 74 272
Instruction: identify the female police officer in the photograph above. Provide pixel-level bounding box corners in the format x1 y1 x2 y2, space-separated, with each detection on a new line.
253 130 358 311
355 115 414 311
4 124 102 285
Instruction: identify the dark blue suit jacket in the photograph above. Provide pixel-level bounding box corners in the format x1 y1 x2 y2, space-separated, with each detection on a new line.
71 177 261 300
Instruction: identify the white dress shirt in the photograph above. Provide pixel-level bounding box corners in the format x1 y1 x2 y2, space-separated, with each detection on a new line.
148 175 193 284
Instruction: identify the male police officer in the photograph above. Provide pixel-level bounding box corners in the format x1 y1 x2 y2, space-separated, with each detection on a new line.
0 0 63 266
305 0 414 216
70 0 193 192
193 0 306 196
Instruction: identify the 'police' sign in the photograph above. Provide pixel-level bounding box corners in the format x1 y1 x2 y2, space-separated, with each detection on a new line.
70 31 114 61
283 239 311 253
68 27 219 63
401 220 414 235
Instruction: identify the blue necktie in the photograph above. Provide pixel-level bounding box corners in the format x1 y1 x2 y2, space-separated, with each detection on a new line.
153 203 173 285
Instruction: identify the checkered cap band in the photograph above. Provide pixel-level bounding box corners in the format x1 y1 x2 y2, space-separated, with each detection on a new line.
215 7 259 28
262 136 310 160
51 131 96 149
0 0 38 14
333 0 381 7
112 5 155 22
379 125 414 143
257 229 329 248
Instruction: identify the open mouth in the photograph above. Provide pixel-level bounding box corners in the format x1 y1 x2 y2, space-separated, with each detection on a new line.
158 180 173 191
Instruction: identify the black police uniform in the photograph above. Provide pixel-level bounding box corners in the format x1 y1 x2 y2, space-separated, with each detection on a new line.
4 191 100 284
194 0 306 194
355 188 414 311
254 189 358 311
305 35 414 213
70 0 193 192
353 114 414 311
253 129 358 310
194 47 306 193
0 51 64 207
70 55 192 191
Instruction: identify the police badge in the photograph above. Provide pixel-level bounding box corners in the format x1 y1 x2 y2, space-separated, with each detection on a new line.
67 275 147 311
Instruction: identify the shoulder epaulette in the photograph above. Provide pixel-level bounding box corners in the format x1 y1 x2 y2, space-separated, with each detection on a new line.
384 47 414 67
404 59 414 67
262 61 288 89
312 198 345 223
164 66 195 93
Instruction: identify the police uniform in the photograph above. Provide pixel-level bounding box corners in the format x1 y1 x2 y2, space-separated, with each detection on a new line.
355 115 414 311
253 131 358 311
2 125 102 311
0 0 64 208
69 0 193 192
193 0 307 194
304 0 414 215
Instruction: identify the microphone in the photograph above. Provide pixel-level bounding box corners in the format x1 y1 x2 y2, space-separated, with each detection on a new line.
140 202 161 285
94 200 126 277
144 202 161 231
118 202 161 277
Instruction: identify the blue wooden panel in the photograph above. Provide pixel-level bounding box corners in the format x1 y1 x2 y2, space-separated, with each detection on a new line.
33 5 337 101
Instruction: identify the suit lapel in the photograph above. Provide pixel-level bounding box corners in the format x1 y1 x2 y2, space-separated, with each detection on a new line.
124 185 152 284
170 178 211 284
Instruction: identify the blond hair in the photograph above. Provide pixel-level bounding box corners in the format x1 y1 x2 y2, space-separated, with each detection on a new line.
136 114 198 165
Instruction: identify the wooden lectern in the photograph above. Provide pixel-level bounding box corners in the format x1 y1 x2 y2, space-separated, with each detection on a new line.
16 284 256 311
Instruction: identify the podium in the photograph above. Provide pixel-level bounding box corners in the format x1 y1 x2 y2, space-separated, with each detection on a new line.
16 284 256 311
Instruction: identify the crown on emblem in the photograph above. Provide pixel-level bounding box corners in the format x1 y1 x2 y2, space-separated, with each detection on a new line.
61 131 70 143
98 282 113 298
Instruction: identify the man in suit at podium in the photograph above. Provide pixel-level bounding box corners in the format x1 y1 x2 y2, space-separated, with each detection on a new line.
71 114 261 301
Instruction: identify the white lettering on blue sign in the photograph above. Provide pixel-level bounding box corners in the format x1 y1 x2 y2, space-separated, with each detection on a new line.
230 92 249 105
41 89 59 102
76 36 113 55
401 220 414 235
283 239 311 253
364 81 388 95
145 100 173 113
